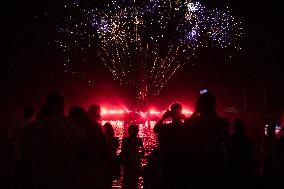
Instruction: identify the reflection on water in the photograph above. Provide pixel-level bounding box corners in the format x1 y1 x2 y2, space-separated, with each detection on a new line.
101 120 158 188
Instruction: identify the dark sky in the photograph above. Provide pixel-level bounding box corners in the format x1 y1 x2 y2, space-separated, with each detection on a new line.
0 0 283 115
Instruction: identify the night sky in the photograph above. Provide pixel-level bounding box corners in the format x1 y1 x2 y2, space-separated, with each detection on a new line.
1 0 283 116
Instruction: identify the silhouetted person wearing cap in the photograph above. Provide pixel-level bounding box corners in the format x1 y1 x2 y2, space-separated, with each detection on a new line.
120 124 144 189
22 92 85 189
225 120 255 188
181 91 229 188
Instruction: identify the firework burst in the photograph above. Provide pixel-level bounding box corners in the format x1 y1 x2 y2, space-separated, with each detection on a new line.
56 0 242 100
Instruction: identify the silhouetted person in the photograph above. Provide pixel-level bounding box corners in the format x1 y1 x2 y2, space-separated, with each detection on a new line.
225 120 255 188
22 92 85 189
88 104 102 122
104 123 119 157
14 106 35 188
273 128 284 176
181 91 229 187
69 106 107 189
265 121 277 150
263 123 284 189
152 103 186 187
103 123 120 189
263 120 277 177
120 124 144 189
14 106 35 162
154 102 186 136
262 127 284 188
142 147 162 189
0 113 16 188
154 103 186 152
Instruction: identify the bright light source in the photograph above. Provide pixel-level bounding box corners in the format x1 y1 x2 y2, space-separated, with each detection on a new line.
125 109 132 113
182 109 193 115
140 112 147 118
200 89 208 94
101 108 107 115
101 108 125 115
118 110 125 114
149 110 160 115
100 106 192 119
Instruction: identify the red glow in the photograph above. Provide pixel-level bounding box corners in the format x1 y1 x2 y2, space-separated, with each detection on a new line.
101 107 126 115
182 109 193 115
149 110 161 115
100 106 192 119
125 109 132 113
101 108 107 115
140 112 147 118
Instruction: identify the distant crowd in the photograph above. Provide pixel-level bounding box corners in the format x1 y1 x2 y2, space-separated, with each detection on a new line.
0 91 284 189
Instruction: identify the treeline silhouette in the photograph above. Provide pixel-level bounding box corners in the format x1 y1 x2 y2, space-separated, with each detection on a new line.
0 91 283 189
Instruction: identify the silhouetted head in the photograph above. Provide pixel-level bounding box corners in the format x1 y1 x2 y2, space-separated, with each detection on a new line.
46 91 64 115
104 123 115 139
170 103 183 115
24 106 34 120
69 106 91 126
128 124 139 137
233 119 246 133
195 91 216 115
88 104 101 122
170 103 185 124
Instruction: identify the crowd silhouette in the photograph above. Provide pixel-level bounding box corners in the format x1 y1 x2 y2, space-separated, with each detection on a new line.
0 90 283 189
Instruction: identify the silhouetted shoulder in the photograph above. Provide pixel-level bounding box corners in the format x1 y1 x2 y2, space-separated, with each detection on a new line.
28 115 85 144
183 116 196 126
